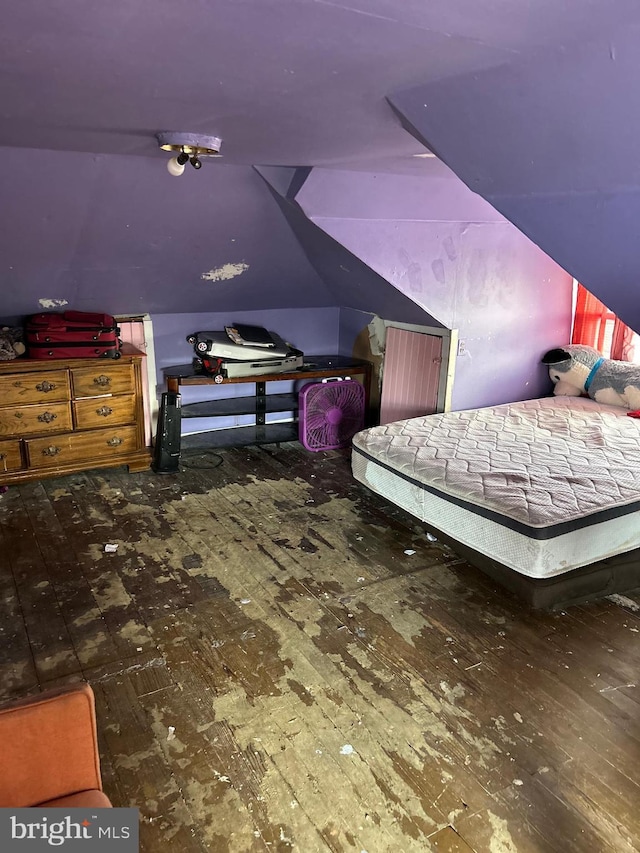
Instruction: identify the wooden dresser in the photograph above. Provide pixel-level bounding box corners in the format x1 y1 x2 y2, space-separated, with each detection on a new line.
0 347 151 485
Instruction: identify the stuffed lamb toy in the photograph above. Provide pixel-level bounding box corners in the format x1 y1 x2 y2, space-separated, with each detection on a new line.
542 344 640 409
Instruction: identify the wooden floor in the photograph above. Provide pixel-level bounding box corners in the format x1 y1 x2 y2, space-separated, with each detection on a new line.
1 442 640 852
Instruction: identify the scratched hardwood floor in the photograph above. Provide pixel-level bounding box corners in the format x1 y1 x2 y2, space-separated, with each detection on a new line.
1 442 639 852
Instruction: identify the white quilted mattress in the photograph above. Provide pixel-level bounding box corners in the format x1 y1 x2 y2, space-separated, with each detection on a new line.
351 396 640 579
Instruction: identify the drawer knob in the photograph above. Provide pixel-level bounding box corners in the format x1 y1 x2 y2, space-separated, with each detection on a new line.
42 445 61 457
14 412 24 419
106 436 123 447
38 411 57 424
96 405 113 417
94 375 112 388
36 380 57 393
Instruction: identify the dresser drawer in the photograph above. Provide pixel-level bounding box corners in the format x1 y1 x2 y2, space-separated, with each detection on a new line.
0 370 70 405
0 440 23 472
71 364 135 398
0 402 72 437
73 394 136 429
25 425 139 469
0 350 149 482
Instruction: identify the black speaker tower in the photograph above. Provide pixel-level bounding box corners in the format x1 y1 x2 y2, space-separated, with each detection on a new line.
152 391 182 474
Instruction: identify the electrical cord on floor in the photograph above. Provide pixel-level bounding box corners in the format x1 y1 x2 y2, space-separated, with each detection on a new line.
179 449 224 470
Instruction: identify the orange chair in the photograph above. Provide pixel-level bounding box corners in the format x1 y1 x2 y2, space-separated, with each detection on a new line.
0 682 112 808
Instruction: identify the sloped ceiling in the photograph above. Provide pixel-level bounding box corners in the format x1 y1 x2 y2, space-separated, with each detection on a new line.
257 168 444 328
1 1 638 320
389 12 640 331
1 1 631 168
0 148 332 318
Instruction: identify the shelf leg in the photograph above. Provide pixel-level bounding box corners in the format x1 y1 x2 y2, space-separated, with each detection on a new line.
256 381 266 426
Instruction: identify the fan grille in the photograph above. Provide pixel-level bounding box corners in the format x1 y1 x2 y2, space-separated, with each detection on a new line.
299 380 365 451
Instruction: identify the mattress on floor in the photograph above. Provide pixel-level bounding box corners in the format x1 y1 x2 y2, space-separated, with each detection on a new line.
351 396 640 579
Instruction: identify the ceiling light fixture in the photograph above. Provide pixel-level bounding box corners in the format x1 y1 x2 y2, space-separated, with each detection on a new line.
156 132 222 176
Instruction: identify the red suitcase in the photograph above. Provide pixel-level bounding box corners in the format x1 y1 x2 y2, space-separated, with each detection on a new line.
25 311 122 359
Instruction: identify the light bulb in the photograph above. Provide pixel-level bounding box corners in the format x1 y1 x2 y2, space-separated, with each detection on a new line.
167 156 185 176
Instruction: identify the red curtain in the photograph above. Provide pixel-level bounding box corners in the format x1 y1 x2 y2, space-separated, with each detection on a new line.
572 284 635 361
611 320 636 362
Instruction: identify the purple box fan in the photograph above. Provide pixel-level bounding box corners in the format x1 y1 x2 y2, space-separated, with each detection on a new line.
298 378 365 451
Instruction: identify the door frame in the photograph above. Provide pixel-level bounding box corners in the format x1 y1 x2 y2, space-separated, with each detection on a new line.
378 320 458 413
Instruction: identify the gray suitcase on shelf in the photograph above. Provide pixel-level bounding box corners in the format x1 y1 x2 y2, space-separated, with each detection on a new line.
187 329 304 382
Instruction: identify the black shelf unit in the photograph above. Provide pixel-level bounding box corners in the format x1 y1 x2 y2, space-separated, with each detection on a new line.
182 422 298 450
181 392 298 420
158 356 372 461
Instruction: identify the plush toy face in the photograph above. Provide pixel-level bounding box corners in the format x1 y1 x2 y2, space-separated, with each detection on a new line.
541 344 640 409
541 345 600 397
552 378 584 397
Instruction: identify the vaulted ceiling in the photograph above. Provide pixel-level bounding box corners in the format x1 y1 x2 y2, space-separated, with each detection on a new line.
1 1 629 169
2 1 638 328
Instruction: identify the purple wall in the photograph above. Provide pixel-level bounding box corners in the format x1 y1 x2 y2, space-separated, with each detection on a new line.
296 166 573 409
153 308 338 371
0 148 332 318
339 308 377 356
389 23 640 332
256 170 440 328
0 145 573 418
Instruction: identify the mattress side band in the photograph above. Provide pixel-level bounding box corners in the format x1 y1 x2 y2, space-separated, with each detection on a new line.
351 444 640 540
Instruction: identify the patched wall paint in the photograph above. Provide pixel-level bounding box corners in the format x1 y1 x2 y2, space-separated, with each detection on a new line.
201 263 249 282
38 298 69 309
